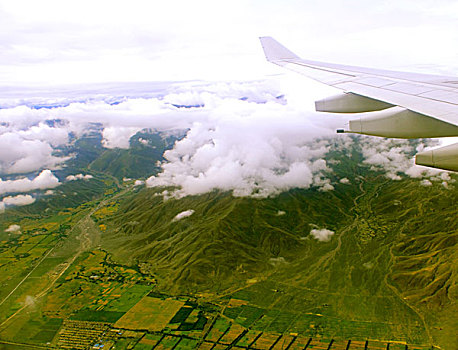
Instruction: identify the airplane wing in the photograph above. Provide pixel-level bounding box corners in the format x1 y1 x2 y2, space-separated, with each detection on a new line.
259 36 458 171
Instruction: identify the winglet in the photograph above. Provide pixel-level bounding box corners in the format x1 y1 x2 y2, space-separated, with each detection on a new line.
259 36 299 62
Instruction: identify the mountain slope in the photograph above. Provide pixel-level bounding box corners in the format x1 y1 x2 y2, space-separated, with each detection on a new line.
97 145 457 347
89 130 185 180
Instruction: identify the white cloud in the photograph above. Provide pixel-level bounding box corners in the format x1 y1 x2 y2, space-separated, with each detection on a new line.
310 228 335 242
420 179 432 187
0 169 60 195
172 209 195 222
317 181 334 192
339 178 350 184
0 80 286 175
102 126 142 149
1 0 457 85
18 122 69 146
66 174 93 181
5 224 21 233
439 172 452 181
134 180 144 186
0 132 69 174
145 93 338 197
0 115 71 175
359 137 446 180
2 194 36 207
0 79 454 199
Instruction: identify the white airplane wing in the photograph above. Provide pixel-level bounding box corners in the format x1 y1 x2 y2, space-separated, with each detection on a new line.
259 36 458 171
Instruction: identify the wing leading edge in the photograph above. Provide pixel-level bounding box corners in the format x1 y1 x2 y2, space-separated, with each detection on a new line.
259 36 458 171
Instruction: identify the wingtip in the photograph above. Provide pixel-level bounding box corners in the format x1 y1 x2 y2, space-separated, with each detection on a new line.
259 36 299 62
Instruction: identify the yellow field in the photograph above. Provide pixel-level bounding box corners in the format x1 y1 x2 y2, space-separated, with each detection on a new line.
253 332 281 349
272 335 294 349
114 296 183 331
219 323 245 344
227 298 248 307
139 337 160 346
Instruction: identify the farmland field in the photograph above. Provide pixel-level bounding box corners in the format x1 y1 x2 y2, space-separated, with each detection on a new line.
114 296 184 331
0 132 456 349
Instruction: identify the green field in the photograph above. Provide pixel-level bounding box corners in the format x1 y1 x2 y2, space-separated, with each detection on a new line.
0 133 455 349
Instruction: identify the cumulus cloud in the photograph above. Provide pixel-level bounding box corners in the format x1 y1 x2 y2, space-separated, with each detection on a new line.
66 174 93 181
2 194 35 207
0 169 60 195
172 209 195 222
0 132 69 174
0 116 71 174
356 137 450 180
5 224 21 233
339 178 350 184
145 93 338 197
318 181 334 192
17 122 69 146
433 172 454 182
142 97 450 198
310 228 335 242
420 179 432 186
102 126 142 149
0 80 452 200
0 80 286 175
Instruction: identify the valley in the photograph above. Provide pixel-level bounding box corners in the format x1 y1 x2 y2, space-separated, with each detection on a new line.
0 133 456 349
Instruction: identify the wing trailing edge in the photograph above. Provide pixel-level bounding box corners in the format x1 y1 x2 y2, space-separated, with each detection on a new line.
259 36 458 171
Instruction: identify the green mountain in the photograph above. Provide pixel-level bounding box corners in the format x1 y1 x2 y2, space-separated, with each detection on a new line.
89 129 186 180
96 140 457 348
1 129 184 221
0 133 456 349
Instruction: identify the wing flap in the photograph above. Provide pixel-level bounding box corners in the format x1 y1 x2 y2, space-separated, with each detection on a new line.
334 81 458 124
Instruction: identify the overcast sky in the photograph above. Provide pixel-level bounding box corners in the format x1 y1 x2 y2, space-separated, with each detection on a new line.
1 0 456 204
1 0 458 85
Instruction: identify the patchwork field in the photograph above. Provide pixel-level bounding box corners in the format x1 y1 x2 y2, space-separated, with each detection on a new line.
0 135 456 349
114 296 184 331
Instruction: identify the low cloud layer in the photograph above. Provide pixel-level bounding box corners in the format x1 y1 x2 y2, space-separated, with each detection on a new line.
0 129 69 174
147 132 445 197
330 135 448 180
66 174 93 181
0 80 453 199
102 126 142 149
5 224 21 233
0 194 36 213
310 228 335 242
360 137 439 180
0 169 60 195
172 209 195 222
0 80 286 175
146 94 338 197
